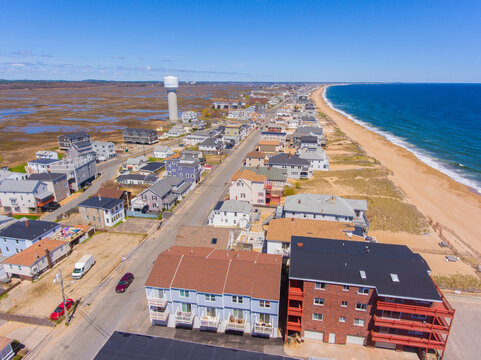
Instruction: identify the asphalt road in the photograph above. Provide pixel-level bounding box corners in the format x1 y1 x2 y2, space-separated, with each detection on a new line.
27 116 280 359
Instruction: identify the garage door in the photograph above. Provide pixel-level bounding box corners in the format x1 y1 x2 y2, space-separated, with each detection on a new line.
304 330 323 340
346 335 366 345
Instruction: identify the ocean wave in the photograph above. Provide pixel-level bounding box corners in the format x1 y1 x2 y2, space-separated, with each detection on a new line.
321 86 481 194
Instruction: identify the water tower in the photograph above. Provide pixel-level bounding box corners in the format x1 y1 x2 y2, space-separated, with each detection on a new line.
163 76 178 122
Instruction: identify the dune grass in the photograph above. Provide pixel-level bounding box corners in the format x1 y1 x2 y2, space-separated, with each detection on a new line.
433 274 481 291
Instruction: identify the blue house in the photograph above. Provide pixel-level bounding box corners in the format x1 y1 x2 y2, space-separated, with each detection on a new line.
164 153 202 183
145 246 282 338
0 219 61 257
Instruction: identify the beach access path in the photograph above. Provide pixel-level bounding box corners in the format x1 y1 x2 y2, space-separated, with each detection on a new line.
313 86 481 257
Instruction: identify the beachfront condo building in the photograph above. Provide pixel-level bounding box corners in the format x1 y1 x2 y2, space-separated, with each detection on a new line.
287 236 454 359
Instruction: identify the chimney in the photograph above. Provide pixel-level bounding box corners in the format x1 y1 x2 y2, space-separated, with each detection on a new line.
290 217 294 222
298 198 301 204
98 195 102 202
331 195 334 203
45 247 53 269
25 220 29 228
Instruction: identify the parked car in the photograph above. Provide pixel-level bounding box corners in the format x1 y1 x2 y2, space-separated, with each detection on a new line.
44 202 61 212
115 273 134 293
50 299 74 321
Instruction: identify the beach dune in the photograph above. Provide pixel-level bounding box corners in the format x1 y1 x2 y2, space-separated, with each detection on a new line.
313 86 481 257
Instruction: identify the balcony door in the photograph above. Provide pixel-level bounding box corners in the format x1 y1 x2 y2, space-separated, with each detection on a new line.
259 313 270 324
181 303 192 313
232 309 243 320
206 307 216 318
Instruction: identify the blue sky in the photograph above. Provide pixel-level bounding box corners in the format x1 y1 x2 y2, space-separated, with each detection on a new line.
1 0 480 82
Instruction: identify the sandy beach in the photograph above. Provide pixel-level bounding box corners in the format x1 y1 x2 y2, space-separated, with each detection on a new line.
312 86 481 258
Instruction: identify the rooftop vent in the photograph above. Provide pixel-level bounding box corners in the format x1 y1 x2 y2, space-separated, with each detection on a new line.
297 242 303 248
360 270 367 279
390 273 400 282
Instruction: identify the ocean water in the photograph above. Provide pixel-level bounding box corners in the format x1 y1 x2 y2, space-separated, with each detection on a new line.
324 84 481 193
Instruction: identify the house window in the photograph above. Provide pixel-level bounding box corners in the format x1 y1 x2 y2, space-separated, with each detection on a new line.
314 298 324 306
341 301 348 307
315 282 325 290
15 240 19 244
260 300 270 308
356 303 367 311
259 313 270 324
358 287 369 295
5 247 8 252
339 316 346 323
232 296 243 304
181 303 192 313
206 307 216 318
343 285 350 291
205 294 215 302
180 290 189 297
354 318 365 327
312 313 323 321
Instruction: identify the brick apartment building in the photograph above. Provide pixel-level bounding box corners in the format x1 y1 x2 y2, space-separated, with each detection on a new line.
287 236 454 359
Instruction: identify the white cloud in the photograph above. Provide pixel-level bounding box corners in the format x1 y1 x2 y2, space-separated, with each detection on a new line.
10 63 26 67
145 65 151 71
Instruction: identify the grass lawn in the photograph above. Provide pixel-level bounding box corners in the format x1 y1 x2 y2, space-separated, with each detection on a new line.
13 214 40 220
8 163 27 173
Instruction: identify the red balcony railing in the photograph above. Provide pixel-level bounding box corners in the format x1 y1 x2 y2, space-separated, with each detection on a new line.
370 330 446 351
286 320 302 332
288 287 304 301
373 315 450 334
287 304 303 317
376 301 454 318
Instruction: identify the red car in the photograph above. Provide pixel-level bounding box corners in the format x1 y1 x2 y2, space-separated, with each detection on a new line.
50 299 74 321
115 273 134 293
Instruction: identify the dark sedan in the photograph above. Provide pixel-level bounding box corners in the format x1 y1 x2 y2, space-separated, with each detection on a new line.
115 273 134 293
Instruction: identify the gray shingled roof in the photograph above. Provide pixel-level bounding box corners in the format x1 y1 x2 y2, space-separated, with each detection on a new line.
0 220 60 240
0 179 42 193
214 200 252 213
79 197 123 210
268 153 310 167
284 194 367 217
28 173 67 181
244 166 287 182
298 150 327 161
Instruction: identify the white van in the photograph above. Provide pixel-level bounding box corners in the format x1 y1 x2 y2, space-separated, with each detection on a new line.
72 255 95 280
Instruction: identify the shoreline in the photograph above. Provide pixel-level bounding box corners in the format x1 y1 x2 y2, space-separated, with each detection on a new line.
321 85 481 194
312 86 481 255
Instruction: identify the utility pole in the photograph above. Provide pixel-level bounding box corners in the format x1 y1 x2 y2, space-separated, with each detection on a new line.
54 270 69 323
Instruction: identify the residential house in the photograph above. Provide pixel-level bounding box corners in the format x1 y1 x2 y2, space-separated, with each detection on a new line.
123 156 149 172
165 153 202 183
181 111 198 123
122 128 158 144
224 123 242 143
78 196 125 228
230 169 266 206
65 140 96 161
257 141 282 154
116 174 159 186
95 187 131 211
153 145 174 159
267 153 312 180
298 135 320 151
293 126 326 147
183 130 213 146
144 246 282 338
0 337 14 360
244 151 266 167
48 157 97 191
0 180 54 214
287 237 454 358
91 141 116 161
176 226 234 250
208 200 252 229
0 170 27 185
212 101 230 109
26 158 61 174
261 132 286 145
139 162 164 175
244 166 287 205
167 124 186 138
265 218 356 257
28 173 70 202
2 239 70 281
180 150 203 160
283 194 368 234
36 150 58 159
130 176 191 212
0 219 61 257
298 149 329 171
199 138 222 154
58 131 90 150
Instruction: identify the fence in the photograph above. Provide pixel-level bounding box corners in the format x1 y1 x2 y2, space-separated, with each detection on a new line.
126 210 158 219
0 312 54 327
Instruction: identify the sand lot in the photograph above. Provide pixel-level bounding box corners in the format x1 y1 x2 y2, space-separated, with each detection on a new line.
110 217 158 235
0 232 144 317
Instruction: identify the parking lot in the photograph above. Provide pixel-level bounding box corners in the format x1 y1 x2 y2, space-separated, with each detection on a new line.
0 232 144 318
